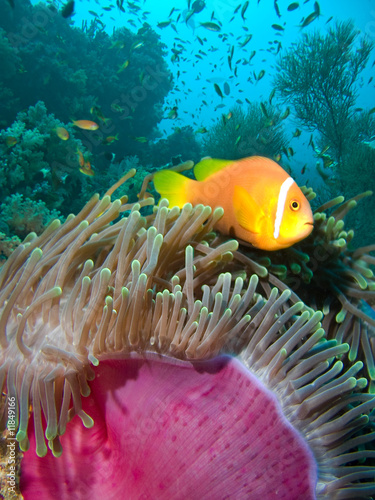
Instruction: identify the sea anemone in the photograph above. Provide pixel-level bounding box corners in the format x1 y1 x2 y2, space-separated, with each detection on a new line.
1 171 375 499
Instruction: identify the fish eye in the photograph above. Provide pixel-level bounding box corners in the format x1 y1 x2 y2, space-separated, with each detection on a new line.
290 200 300 211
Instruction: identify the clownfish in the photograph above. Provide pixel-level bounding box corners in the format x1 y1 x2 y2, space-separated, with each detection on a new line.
153 156 314 251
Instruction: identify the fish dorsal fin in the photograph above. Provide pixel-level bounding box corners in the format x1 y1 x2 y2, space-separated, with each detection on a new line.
194 158 233 181
233 185 265 234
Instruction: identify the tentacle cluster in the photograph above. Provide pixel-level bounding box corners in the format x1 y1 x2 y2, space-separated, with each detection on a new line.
0 175 374 499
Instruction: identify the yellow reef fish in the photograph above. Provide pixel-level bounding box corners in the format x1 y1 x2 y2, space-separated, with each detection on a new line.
72 120 99 131
153 156 314 251
55 127 69 141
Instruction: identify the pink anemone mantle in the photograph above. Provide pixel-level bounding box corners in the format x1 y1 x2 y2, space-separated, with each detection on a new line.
21 356 317 499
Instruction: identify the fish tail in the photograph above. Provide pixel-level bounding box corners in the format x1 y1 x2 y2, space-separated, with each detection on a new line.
153 170 192 208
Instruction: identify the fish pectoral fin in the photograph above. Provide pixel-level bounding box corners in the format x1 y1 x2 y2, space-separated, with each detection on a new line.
233 185 264 234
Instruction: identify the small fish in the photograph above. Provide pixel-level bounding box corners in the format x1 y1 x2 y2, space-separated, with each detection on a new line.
77 148 85 168
369 107 375 115
255 69 265 81
55 127 69 141
301 164 307 175
166 106 178 119
299 11 318 28
274 0 281 18
240 34 252 48
260 102 269 117
153 156 314 251
272 24 284 31
288 147 294 156
157 20 172 28
102 134 119 145
61 0 74 18
111 103 126 113
200 22 221 32
293 128 301 138
72 120 99 130
5 136 17 148
235 135 242 145
287 2 299 11
130 41 144 51
264 118 274 127
117 60 129 73
110 40 125 50
90 106 109 124
241 1 249 21
214 83 224 98
280 107 290 120
317 145 330 156
273 153 281 162
322 155 334 168
223 82 230 96
269 88 276 104
132 136 148 143
80 164 95 177
195 127 208 134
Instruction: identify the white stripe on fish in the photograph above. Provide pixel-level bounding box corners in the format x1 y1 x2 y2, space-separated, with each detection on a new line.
273 176 295 239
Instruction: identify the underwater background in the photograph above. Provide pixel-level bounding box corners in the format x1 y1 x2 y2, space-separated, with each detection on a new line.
1 0 375 499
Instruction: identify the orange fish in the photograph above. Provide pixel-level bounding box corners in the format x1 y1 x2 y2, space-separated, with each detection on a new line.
5 136 17 148
80 164 95 176
72 120 99 131
77 148 85 167
102 133 119 145
55 127 69 141
153 156 314 251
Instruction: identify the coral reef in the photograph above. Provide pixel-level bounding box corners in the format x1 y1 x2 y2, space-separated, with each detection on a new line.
0 0 172 165
203 103 288 161
0 101 89 216
0 193 63 240
147 125 203 166
0 233 21 261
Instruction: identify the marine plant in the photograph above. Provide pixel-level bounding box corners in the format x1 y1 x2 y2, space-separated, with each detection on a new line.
0 171 375 498
274 20 373 165
274 20 375 245
203 103 288 161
